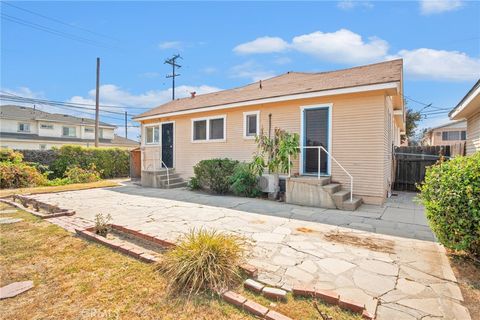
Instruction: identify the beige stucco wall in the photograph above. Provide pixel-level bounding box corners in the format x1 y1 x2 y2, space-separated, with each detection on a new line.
140 91 402 204
466 111 480 155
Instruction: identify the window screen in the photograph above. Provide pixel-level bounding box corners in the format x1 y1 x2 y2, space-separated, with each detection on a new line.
193 120 207 140
246 114 257 136
209 118 224 140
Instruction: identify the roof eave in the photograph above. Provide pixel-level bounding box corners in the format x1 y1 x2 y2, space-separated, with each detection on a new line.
133 81 401 122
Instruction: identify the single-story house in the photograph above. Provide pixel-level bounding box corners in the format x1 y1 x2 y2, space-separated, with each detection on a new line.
133 59 405 206
423 120 467 146
449 79 480 155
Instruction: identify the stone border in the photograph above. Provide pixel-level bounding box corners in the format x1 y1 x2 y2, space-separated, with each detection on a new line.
0 197 75 219
75 225 170 263
75 224 259 278
292 285 375 320
222 290 293 320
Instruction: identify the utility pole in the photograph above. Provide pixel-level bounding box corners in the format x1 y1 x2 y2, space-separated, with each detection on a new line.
164 54 182 100
124 111 128 139
94 57 100 147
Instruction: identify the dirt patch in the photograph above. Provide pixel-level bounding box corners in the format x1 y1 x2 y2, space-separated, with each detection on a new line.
296 227 315 233
324 231 395 254
447 251 480 320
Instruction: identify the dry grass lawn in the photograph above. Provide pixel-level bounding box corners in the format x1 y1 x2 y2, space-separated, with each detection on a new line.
0 203 361 319
0 180 120 198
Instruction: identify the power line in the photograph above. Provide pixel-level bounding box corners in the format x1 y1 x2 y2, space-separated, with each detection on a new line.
2 2 118 41
1 13 114 49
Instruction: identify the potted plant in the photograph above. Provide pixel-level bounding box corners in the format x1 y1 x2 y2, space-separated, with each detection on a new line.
251 128 299 198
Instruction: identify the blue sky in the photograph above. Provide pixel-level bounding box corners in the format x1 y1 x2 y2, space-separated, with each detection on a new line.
1 1 479 140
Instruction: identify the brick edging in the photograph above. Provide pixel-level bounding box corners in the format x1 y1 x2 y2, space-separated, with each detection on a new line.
292 285 375 319
222 290 293 320
0 198 75 219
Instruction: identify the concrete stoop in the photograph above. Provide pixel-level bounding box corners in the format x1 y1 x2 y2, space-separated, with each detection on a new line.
141 168 187 189
285 176 362 211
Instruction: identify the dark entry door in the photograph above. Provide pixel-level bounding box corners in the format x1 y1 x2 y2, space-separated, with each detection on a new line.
161 123 174 168
303 107 329 175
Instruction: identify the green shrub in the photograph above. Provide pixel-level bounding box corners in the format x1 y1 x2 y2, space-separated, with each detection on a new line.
193 158 239 194
230 164 260 198
49 145 129 179
94 213 112 237
0 161 47 189
43 177 71 186
65 165 101 183
160 229 245 296
187 176 201 190
0 148 23 163
418 152 480 258
17 149 58 167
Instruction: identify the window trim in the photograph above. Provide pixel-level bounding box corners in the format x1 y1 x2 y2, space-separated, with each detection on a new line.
17 122 31 132
62 126 76 137
243 111 260 139
144 124 160 145
191 115 227 143
84 127 94 133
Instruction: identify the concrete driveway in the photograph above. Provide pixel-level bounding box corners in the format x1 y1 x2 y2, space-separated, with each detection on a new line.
31 184 470 319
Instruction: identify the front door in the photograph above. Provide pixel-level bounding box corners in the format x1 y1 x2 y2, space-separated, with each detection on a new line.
161 123 174 168
303 107 329 175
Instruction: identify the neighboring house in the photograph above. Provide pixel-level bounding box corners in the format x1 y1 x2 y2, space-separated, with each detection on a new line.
423 120 467 146
133 59 405 206
0 105 139 150
449 80 480 155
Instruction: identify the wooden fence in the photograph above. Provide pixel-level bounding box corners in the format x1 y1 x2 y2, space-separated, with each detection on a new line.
393 145 462 192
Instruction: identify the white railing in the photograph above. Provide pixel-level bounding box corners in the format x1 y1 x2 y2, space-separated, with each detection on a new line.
160 160 170 186
288 146 353 202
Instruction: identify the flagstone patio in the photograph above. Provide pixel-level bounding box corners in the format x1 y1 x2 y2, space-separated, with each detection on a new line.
29 183 470 319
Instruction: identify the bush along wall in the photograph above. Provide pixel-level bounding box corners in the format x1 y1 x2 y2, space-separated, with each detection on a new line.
418 152 480 259
17 149 58 168
49 145 130 179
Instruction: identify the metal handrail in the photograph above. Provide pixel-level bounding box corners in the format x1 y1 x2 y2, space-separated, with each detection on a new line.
288 146 353 202
160 160 170 186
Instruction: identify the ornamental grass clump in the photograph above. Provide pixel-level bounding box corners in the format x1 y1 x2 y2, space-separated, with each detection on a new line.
160 229 246 296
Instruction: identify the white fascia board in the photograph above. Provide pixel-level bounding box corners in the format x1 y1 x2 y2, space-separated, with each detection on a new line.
133 82 400 122
450 85 480 119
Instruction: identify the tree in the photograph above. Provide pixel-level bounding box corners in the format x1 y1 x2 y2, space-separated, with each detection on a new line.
402 106 422 145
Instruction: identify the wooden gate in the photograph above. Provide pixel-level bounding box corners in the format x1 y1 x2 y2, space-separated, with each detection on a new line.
393 146 450 191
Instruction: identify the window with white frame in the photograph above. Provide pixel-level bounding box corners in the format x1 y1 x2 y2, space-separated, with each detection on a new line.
243 111 259 138
40 123 53 129
442 130 466 141
85 127 94 133
39 144 47 150
62 126 76 137
18 123 30 132
192 116 226 141
145 126 159 144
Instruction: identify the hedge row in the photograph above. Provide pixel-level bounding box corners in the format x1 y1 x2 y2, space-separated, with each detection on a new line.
16 145 130 179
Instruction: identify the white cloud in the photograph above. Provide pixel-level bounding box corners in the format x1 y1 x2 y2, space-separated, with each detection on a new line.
230 61 276 82
337 1 374 10
158 41 183 50
420 0 463 14
201 67 218 75
292 29 389 64
233 36 289 54
390 48 480 81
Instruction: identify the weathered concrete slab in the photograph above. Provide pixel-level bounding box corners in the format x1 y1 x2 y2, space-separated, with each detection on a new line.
0 281 34 299
0 217 23 224
29 185 468 319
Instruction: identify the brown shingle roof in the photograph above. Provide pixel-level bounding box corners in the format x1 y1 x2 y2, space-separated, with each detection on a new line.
134 59 403 119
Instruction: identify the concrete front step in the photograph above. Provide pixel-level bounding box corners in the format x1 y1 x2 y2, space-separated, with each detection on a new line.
323 183 341 195
165 181 188 189
288 176 331 186
341 197 363 211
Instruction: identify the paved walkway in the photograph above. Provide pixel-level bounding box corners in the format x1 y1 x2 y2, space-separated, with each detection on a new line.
30 184 470 319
